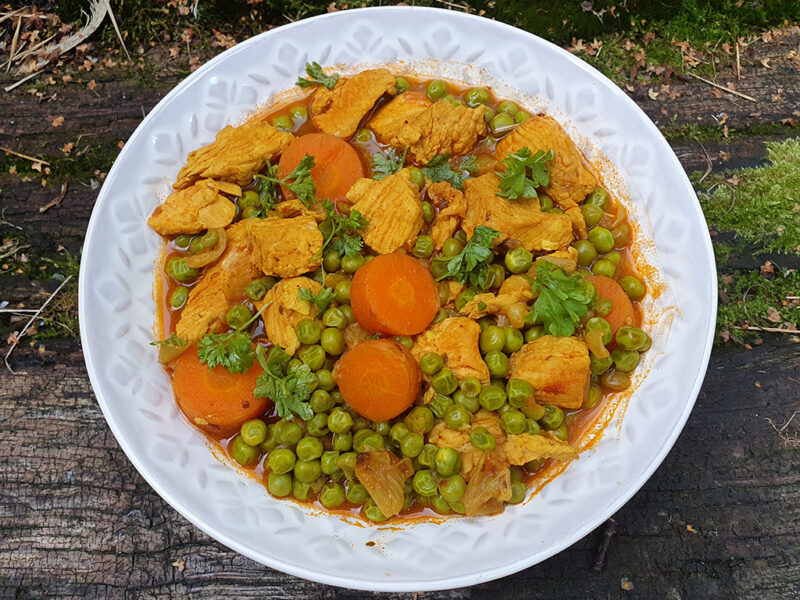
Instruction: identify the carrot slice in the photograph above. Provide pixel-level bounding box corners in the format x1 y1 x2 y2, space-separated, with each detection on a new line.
335 339 422 421
172 345 269 435
586 275 637 335
351 253 440 336
278 132 365 202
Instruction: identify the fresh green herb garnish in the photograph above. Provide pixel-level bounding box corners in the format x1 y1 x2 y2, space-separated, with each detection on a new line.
372 148 406 180
298 286 335 315
460 155 478 176
320 199 367 257
422 153 468 190
253 161 281 215
254 345 316 420
296 61 339 90
433 225 499 291
253 154 318 210
150 332 187 347
495 147 554 200
525 261 594 337
197 331 255 374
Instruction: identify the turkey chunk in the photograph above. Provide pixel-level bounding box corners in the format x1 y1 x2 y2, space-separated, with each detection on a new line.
246 216 323 278
410 317 489 384
504 433 579 465
368 91 432 144
509 335 590 409
175 221 259 344
393 101 486 164
462 173 572 251
174 122 293 189
496 115 595 236
460 276 533 320
311 69 396 138
346 169 422 254
427 181 467 250
533 247 579 274
343 322 372 352
256 277 322 355
148 179 240 235
274 199 326 222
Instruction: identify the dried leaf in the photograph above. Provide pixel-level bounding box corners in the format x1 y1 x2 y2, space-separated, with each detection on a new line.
766 307 782 323
760 261 774 276
51 116 64 127
87 79 97 91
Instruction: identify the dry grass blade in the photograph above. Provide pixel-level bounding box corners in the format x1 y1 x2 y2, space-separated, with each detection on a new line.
0 8 27 25
697 142 713 184
0 240 30 261
732 325 799 334
765 411 799 448
6 16 22 73
0 34 56 69
104 2 131 61
686 72 757 102
0 146 50 165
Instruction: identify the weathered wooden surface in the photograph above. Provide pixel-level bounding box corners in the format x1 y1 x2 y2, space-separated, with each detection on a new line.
1 24 800 600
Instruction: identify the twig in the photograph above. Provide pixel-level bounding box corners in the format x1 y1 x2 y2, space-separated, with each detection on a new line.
0 208 23 230
0 8 27 25
0 34 56 69
765 411 799 448
686 72 757 102
431 0 473 12
735 42 741 80
592 518 617 572
786 296 800 301
732 325 799 334
104 2 131 62
39 182 68 214
697 142 713 184
4 71 38 93
4 274 73 375
0 241 30 261
0 146 50 165
6 16 22 73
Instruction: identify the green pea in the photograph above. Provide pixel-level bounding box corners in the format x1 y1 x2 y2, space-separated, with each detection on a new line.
431 368 458 395
315 369 335 391
292 479 312 500
322 249 341 272
600 370 631 391
538 194 554 211
417 444 437 468
588 227 615 254
412 235 434 258
395 77 411 93
490 112 515 133
581 204 604 228
364 498 388 522
320 327 345 355
586 188 608 209
320 451 341 476
295 318 322 345
483 105 495 123
352 416 370 432
267 472 292 497
480 325 505 353
410 167 426 189
245 277 274 302
169 287 188 309
455 288 477 312
305 413 328 437
526 458 546 472
225 305 252 329
619 275 646 300
524 326 544 342
167 257 199 283
419 352 444 376
354 431 384 453
525 418 541 435
478 385 506 411
595 297 613 317
515 111 530 124
540 405 564 430
400 431 425 457
332 431 352 451
573 239 598 267
584 384 602 409
372 421 390 437
389 422 410 444
293 459 321 483
426 80 447 100
590 354 613 375
496 100 519 116
464 88 489 107
639 333 652 352
289 104 308 124
506 379 534 408
509 466 524 482
508 481 526 504
442 237 465 258
309 389 333 414
601 251 622 265
405 406 435 434
615 326 648 351
412 469 438 496
295 437 323 461
393 335 413 350
434 448 462 477
337 451 357 475
174 234 192 249
549 207 564 215
327 410 353 434
346 481 368 504
241 206 259 219
275 421 301 445
341 253 364 273
552 423 569 442
331 280 351 304
504 247 533 273
592 258 616 278
499 409 526 434
267 448 296 474
433 307 448 324
455 391 480 413
444 404 470 430
298 345 325 371
189 236 205 254
470 427 496 451
258 424 279 452
503 327 524 353
585 317 613 345
484 350 509 378
439 474 466 502
428 493 451 514
322 307 347 329
459 377 482 398
488 263 506 290
239 419 267 446
611 223 631 248
230 435 259 465
611 347 640 372
272 115 293 131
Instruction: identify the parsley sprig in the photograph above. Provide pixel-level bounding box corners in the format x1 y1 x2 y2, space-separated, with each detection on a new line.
372 148 406 180
320 199 367 257
495 147 554 200
254 345 316 420
196 302 271 374
525 261 593 337
421 153 475 190
298 286 335 315
253 155 318 209
432 225 499 291
296 62 339 90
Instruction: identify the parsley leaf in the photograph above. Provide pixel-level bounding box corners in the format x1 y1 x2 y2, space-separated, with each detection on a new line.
296 61 339 90
495 147 554 200
372 148 406 180
252 154 318 209
433 225 499 291
197 331 255 374
525 261 593 337
253 161 281 214
329 233 364 257
150 332 187 347
422 153 468 190
254 345 316 420
320 199 367 257
298 286 335 315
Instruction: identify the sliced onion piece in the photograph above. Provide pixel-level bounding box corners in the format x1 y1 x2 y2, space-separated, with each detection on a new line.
355 450 414 518
584 327 610 359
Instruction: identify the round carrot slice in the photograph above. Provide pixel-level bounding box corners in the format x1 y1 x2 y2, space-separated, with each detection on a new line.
173 345 269 435
278 132 365 202
351 253 440 336
335 339 422 421
586 275 637 335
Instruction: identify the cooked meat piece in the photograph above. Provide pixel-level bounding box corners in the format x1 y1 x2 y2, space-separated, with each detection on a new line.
148 179 240 235
256 276 322 355
495 115 595 236
509 335 590 409
533 247 579 274
368 91 432 144
427 181 467 250
393 101 486 164
311 69 396 138
504 433 579 465
346 169 422 254
460 280 532 320
274 199 326 222
428 410 506 479
410 317 489 384
175 221 259 344
174 122 293 189
245 216 323 278
343 322 372 351
462 173 573 251
498 274 533 297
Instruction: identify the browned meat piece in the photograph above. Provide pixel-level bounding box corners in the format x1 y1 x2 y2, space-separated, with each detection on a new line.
346 169 422 254
274 199 326 222
256 276 322 355
246 216 323 278
174 121 293 189
393 101 486 164
504 433 579 465
410 317 489 384
427 181 467 250
462 173 573 251
495 115 595 236
532 247 579 274
509 335 590 409
148 179 240 235
311 69 396 138
368 91 432 144
460 276 533 320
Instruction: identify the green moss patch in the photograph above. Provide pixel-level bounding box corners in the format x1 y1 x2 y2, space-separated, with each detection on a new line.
717 269 800 340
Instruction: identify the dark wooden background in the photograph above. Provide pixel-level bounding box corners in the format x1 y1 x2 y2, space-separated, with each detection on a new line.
1 14 799 600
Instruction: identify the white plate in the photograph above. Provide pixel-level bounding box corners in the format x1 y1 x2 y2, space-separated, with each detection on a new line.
79 7 716 592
